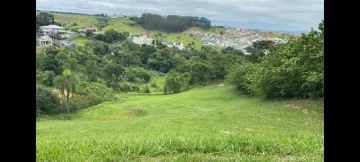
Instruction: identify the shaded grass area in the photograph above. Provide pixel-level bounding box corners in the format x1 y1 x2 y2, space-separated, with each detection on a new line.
37 84 323 161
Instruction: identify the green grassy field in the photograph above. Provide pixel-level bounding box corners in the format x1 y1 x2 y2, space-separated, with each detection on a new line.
102 19 147 34
36 84 324 161
72 37 91 46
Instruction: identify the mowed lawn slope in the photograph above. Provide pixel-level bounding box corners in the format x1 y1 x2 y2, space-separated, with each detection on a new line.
36 84 324 161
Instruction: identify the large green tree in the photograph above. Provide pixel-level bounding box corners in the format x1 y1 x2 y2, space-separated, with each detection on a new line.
54 69 79 113
36 12 55 26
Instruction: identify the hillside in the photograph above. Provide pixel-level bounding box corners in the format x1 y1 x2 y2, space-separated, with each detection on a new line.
37 12 292 51
37 12 98 29
102 18 216 50
37 84 324 161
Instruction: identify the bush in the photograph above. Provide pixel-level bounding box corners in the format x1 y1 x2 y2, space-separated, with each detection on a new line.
132 85 140 92
68 94 102 111
37 71 56 87
77 81 115 101
118 82 133 92
226 20 324 99
142 86 150 93
36 86 61 114
86 30 93 37
150 82 158 88
164 75 181 94
125 67 151 83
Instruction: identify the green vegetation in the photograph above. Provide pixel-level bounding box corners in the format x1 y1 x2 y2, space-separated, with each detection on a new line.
37 84 324 161
137 13 211 32
36 10 323 161
92 29 127 43
72 37 90 46
103 19 146 34
103 19 215 50
36 33 235 115
54 69 79 113
36 12 55 30
52 13 98 28
227 21 324 99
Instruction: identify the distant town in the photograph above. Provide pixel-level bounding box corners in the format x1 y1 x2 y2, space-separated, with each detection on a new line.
37 12 290 54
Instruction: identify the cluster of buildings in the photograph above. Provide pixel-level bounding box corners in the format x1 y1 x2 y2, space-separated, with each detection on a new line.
190 27 288 53
165 42 184 50
130 33 185 50
131 33 154 45
37 24 104 47
36 24 79 47
37 20 287 53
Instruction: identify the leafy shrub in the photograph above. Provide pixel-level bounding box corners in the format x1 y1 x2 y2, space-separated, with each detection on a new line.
142 86 150 93
118 82 132 92
37 71 56 87
68 94 102 111
164 75 181 94
226 20 324 99
77 81 115 101
36 86 61 114
150 82 158 88
132 85 140 92
125 67 151 83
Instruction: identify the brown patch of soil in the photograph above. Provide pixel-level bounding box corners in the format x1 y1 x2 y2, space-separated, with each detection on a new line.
302 109 309 114
52 90 73 99
282 100 312 109
222 130 234 134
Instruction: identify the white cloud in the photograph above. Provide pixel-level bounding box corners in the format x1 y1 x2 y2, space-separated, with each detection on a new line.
36 0 324 32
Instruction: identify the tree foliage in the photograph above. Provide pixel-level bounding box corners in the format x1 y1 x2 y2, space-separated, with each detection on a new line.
36 86 61 114
36 12 55 27
138 13 211 32
93 29 127 43
54 69 79 113
227 20 324 99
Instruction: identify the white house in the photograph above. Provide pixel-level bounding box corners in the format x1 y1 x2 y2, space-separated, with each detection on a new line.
40 25 62 35
167 42 184 50
131 33 153 45
38 35 53 47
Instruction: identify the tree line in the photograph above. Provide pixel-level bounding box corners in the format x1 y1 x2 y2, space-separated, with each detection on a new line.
133 13 211 32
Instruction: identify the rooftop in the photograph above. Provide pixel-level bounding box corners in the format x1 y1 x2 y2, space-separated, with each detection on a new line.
39 35 52 41
40 25 62 29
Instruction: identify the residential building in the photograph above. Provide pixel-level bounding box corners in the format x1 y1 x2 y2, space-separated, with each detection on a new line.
131 33 153 45
38 35 53 47
40 25 62 35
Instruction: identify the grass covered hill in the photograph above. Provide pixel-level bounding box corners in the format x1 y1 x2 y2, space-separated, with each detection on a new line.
37 84 324 161
36 10 324 161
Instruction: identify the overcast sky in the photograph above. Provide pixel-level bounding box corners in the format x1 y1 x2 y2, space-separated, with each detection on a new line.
36 0 323 33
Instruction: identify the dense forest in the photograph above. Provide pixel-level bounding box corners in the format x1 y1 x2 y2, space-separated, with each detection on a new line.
135 13 211 32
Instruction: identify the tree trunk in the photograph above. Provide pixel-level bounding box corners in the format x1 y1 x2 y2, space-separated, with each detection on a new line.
66 91 70 114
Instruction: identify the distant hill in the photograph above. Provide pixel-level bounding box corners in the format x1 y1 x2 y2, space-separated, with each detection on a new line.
37 11 294 50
